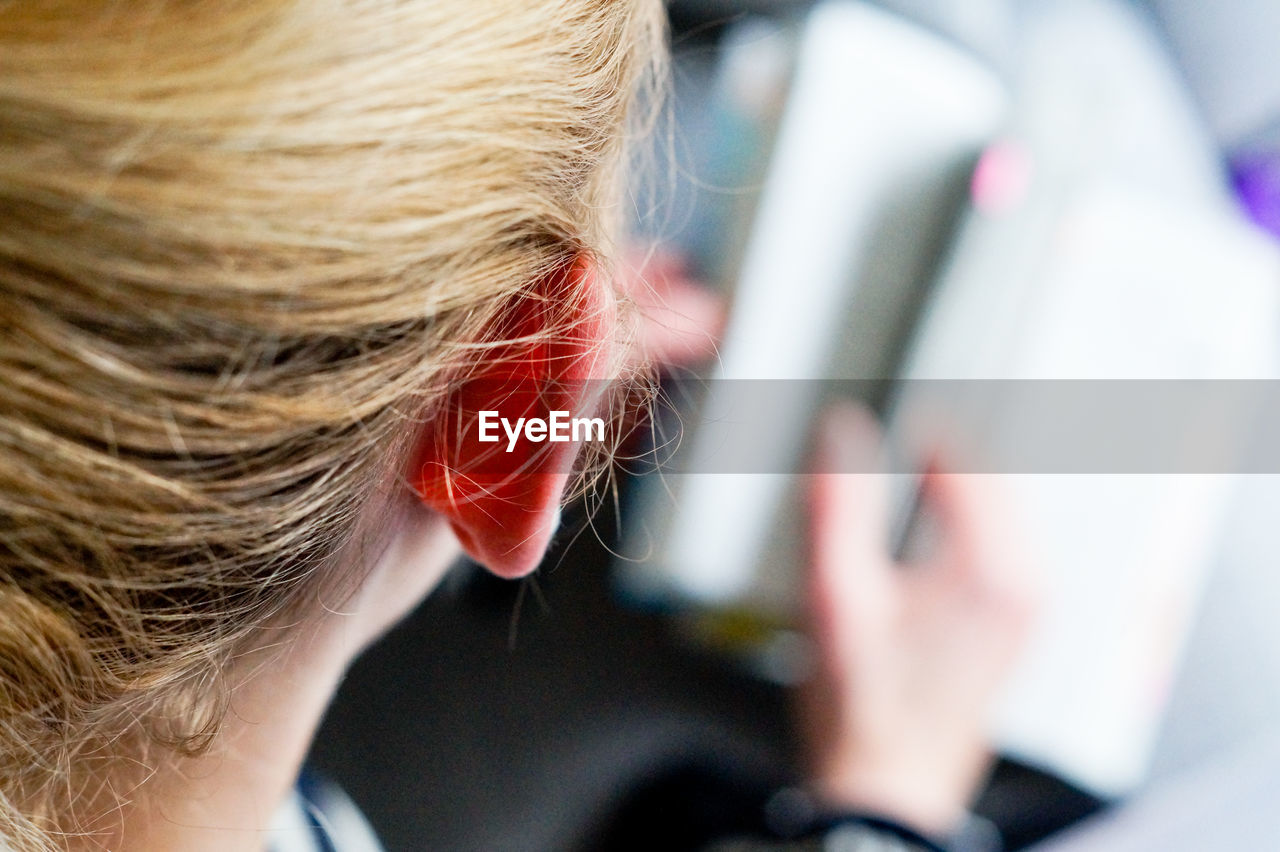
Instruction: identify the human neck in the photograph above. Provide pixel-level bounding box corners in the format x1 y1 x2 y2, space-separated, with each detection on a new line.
82 618 354 852
80 502 458 852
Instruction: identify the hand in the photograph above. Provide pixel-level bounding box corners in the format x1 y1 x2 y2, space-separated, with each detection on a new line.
798 404 1039 837
619 247 723 371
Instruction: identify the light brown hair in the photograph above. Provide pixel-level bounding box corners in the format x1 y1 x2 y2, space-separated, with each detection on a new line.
0 0 664 845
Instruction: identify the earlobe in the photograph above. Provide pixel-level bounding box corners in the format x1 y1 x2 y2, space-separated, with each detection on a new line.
419 464 571 580
412 257 612 579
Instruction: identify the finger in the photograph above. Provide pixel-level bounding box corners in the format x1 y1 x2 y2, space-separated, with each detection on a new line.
805 403 893 659
621 250 724 370
808 403 889 560
631 277 723 367
918 466 1027 595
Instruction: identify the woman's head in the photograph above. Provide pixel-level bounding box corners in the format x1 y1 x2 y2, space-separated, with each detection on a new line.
0 0 663 843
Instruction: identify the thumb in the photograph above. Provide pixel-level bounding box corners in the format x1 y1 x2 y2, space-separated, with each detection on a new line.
806 403 891 666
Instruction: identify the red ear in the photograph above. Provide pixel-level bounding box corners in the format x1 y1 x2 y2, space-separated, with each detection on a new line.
413 258 613 579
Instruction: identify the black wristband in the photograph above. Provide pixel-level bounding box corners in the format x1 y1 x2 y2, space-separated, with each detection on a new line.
762 786 1001 852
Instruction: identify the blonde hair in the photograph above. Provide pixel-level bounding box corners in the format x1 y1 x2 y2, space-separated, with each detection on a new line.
0 0 665 845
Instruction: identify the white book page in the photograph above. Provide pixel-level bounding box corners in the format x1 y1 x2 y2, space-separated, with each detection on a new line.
896 186 1280 794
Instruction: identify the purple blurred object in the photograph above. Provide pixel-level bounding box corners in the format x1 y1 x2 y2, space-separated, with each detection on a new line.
1232 153 1280 239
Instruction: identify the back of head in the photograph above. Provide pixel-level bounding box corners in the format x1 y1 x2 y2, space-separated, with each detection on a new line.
0 0 663 845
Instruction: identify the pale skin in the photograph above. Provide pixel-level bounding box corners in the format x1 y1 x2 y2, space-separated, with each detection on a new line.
99 497 463 852
800 405 1039 837
94 259 1035 850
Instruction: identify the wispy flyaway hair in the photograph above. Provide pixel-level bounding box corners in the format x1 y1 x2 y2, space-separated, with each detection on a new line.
0 0 665 845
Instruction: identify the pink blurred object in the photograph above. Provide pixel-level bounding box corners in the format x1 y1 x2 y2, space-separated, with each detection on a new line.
623 249 724 371
971 140 1033 216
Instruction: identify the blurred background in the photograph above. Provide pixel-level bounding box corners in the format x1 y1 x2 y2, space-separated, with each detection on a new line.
308 1 1280 849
